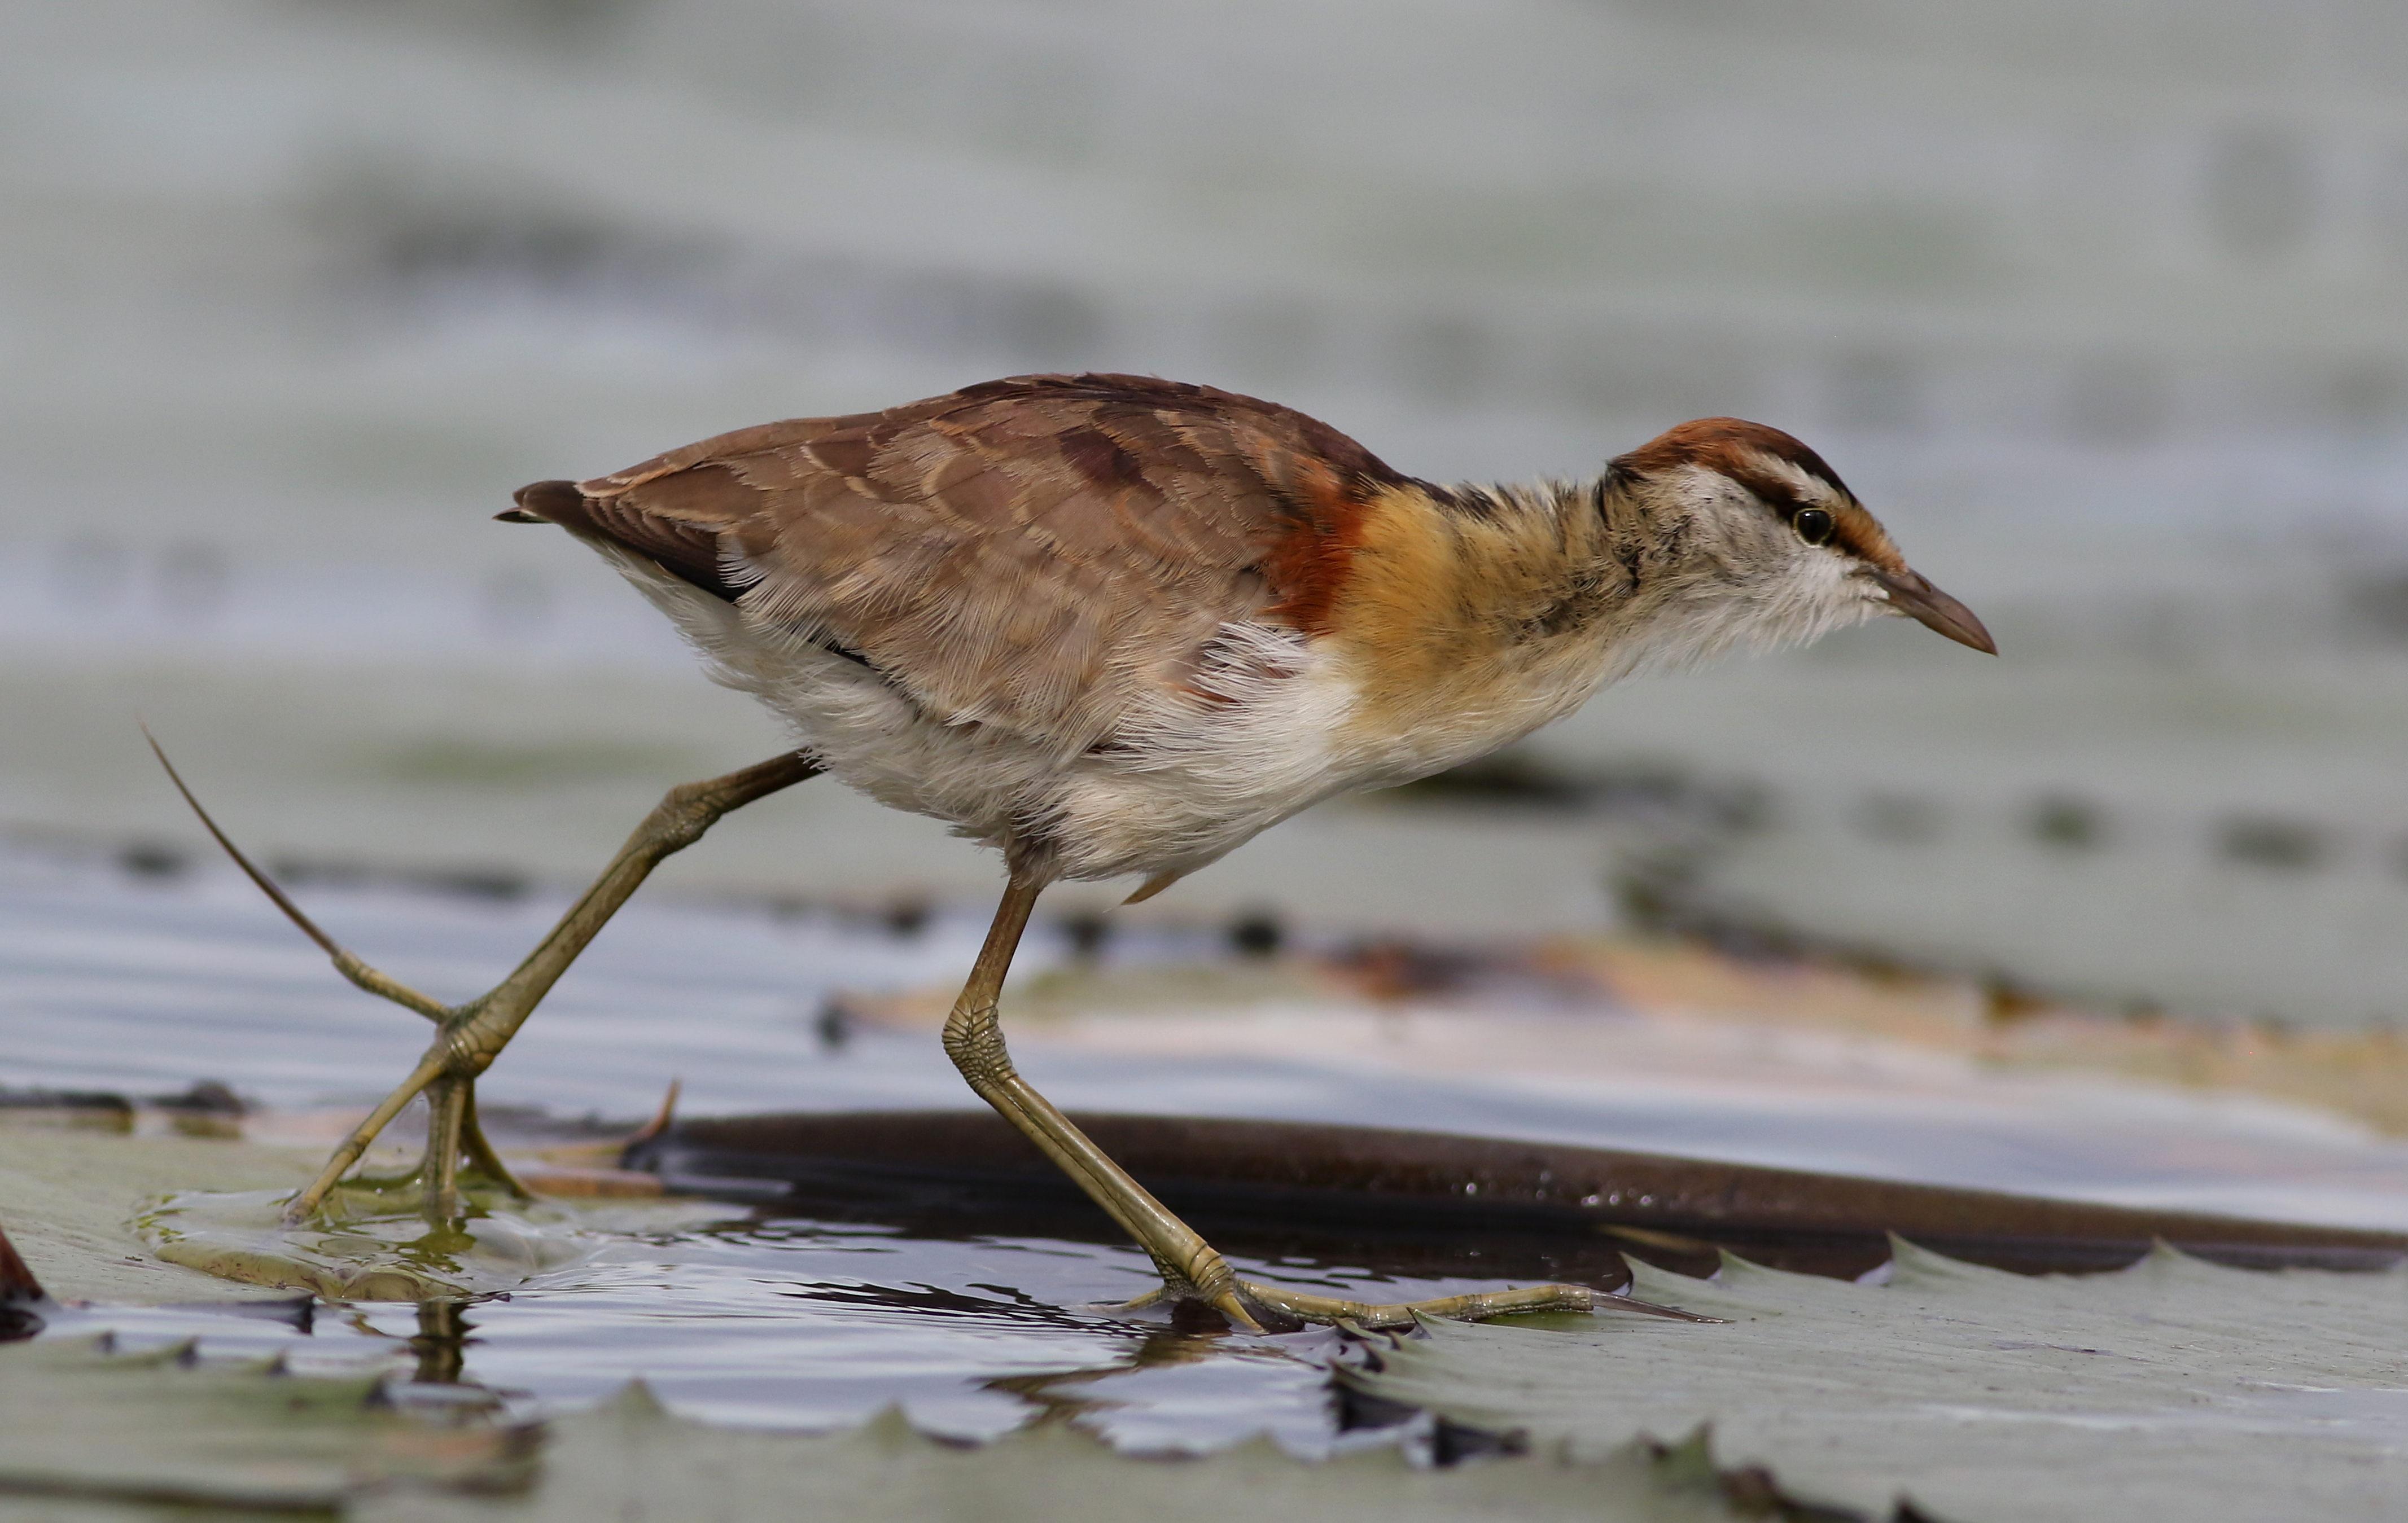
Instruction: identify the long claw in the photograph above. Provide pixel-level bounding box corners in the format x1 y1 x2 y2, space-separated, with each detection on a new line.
627 1079 682 1146
1234 1277 1595 1331
1210 1288 1267 1334
456 1087 526 1200
284 1050 450 1222
143 723 450 1024
231 748 820 1224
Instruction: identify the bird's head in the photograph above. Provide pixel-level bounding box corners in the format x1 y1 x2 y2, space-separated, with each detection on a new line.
1604 418 1995 657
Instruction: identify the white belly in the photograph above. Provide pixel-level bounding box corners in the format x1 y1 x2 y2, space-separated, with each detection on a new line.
608 548 1383 883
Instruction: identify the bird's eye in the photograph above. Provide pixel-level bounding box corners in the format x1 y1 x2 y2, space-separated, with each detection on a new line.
1793 508 1834 546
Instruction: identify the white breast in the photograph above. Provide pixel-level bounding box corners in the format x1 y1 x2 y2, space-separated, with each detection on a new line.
603 548 1376 882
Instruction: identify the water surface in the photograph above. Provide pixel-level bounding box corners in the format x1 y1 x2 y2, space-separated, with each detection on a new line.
13 842 2408 1446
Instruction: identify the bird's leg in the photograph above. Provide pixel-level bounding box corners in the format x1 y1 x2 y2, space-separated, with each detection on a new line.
942 871 1598 1333
147 732 821 1223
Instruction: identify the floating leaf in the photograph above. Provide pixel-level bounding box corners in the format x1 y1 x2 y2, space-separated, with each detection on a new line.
0 1130 318 1306
0 1335 530 1513
357 1381 1757 1523
138 1187 605 1301
1349 1241 2408 1522
0 1127 733 1306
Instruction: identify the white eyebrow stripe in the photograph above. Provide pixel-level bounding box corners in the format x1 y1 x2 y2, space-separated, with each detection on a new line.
1736 449 1841 506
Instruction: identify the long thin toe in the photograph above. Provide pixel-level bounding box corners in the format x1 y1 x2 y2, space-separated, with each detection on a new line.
1232 1278 1597 1330
1209 1288 1266 1333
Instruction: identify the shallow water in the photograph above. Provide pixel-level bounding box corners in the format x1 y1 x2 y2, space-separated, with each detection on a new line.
40 1216 1470 1452
0 844 1606 1450
12 841 2408 1447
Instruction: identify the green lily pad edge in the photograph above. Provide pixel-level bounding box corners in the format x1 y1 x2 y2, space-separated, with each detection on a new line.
0 1335 1782 1523
1347 1236 2408 1523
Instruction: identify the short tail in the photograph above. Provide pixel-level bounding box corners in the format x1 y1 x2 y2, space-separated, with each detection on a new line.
492 476 747 607
496 479 584 524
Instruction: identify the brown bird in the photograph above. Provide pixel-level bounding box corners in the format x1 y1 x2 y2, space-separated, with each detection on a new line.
163 372 1990 1331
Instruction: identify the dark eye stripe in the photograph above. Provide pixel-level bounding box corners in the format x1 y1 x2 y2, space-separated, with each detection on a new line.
1723 466 1852 552
1729 469 1816 521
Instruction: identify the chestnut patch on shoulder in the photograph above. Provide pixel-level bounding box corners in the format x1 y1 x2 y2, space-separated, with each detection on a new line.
1260 466 1379 636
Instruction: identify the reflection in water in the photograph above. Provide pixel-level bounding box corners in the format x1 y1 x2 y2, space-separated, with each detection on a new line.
411 1298 472 1386
95 1208 1496 1450
985 1326 1255 1437
54 1192 1631 1451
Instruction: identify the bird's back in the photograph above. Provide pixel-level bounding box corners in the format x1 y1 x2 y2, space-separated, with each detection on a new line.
516 373 1419 759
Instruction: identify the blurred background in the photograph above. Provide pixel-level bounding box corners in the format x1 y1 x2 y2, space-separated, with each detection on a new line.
6 0 2408 1030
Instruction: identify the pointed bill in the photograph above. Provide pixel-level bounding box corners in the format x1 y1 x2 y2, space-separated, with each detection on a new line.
1872 568 1996 655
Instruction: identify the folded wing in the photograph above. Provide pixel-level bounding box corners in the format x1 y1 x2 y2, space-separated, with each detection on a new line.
521 373 1410 757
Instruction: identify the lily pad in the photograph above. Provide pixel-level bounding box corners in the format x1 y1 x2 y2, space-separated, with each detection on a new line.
356 1381 1759 1523
0 1334 530 1514
137 1187 606 1302
0 1305 1789 1523
1348 1240 2408 1522
0 1130 319 1306
0 1126 734 1306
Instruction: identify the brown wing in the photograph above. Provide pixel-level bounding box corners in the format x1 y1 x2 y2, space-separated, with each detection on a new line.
518 374 1412 754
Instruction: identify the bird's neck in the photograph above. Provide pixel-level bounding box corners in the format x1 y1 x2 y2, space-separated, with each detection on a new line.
1324 473 1708 773
1337 469 1728 657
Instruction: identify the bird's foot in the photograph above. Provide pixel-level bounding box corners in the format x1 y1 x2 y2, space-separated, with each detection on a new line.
1223 1277 1596 1332
143 731 819 1226
290 1063 530 1226
274 1003 538 1227
143 731 523 1223
1129 1259 1595 1333
939 875 1603 1338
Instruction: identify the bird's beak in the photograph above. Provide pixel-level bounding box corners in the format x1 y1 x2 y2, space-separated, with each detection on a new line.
1870 567 1997 655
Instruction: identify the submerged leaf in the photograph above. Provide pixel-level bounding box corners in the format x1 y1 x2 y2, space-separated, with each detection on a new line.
1349 1239 2408 1521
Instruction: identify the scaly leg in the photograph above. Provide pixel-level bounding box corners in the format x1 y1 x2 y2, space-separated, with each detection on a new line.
942 868 1598 1332
146 731 821 1223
